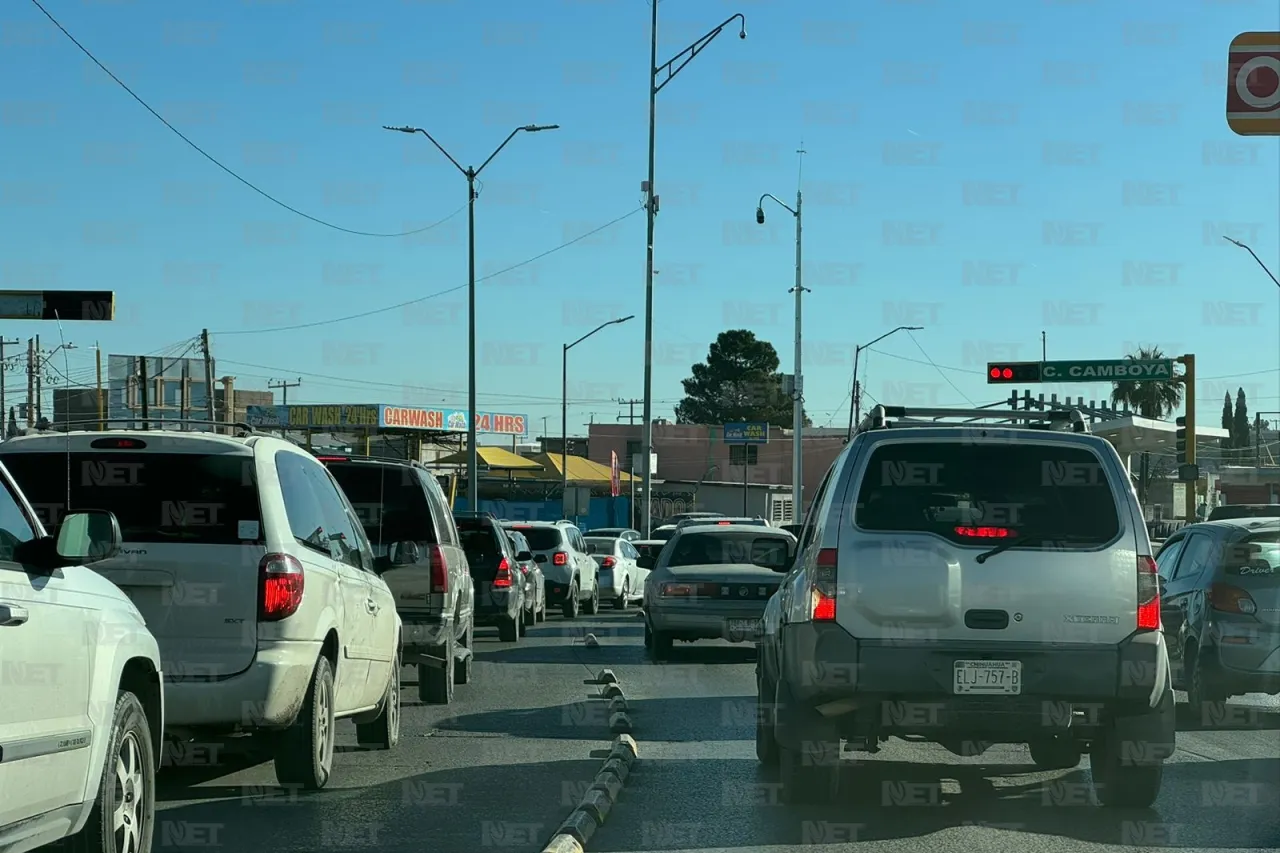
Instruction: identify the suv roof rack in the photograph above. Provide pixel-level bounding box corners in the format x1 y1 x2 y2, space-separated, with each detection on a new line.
311 451 424 468
20 417 266 437
856 405 1092 435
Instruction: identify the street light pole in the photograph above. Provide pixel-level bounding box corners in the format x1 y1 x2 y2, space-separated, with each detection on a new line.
1224 236 1280 407
845 325 924 441
640 8 748 538
563 316 635 519
756 190 806 522
385 123 558 512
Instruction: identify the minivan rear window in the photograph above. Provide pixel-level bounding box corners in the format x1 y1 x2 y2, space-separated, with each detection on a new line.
325 462 437 547
1 451 262 545
506 526 563 551
854 442 1121 546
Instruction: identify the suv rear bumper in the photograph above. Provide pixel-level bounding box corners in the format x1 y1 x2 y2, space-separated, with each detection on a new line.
769 622 1175 752
401 614 452 653
164 640 321 730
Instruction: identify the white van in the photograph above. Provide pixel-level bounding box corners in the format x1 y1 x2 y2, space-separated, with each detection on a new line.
0 429 403 790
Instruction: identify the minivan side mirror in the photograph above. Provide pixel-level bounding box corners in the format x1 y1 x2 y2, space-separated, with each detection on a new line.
517 550 533 562
18 509 123 572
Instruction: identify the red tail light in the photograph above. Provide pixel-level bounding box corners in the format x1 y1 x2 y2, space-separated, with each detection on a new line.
661 581 717 597
1210 583 1257 615
1137 555 1160 630
428 544 447 593
259 553 304 621
553 551 569 566
493 557 513 588
955 526 1015 538
602 556 616 568
812 547 838 621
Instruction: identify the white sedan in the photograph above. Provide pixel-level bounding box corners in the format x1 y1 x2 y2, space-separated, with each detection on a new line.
585 537 648 610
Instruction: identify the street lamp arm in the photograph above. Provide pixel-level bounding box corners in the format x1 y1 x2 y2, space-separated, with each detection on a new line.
476 126 528 177
859 324 922 353
383 126 467 175
1225 237 1280 289
654 13 747 94
758 193 797 216
566 315 635 351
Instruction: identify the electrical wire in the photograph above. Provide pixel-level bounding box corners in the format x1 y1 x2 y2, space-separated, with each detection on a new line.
28 0 464 239
210 206 645 335
906 330 975 406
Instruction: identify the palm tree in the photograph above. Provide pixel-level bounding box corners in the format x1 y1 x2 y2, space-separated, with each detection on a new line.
1109 347 1183 419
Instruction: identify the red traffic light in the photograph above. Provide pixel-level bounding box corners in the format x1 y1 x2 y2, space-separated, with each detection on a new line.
986 362 1043 383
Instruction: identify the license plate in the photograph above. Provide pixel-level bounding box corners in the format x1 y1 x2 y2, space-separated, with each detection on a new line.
727 618 760 636
953 660 1021 695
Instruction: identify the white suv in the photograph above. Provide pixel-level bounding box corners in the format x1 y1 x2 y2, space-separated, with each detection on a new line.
501 521 599 618
0 461 163 853
0 429 403 791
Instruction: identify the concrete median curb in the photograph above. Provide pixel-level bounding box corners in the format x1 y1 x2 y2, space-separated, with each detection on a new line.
540 734 640 853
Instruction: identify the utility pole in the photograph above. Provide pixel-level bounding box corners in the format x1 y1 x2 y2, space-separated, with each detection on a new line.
269 377 302 406
617 398 643 425
95 343 104 430
25 338 34 427
33 335 41 424
1041 330 1046 361
0 337 18 434
200 329 216 426
138 355 149 430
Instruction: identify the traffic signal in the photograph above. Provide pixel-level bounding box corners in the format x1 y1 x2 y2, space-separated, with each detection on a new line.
986 362 1043 384
1175 416 1187 461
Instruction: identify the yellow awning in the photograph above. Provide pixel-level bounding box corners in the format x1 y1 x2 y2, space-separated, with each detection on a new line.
514 453 636 484
434 446 543 470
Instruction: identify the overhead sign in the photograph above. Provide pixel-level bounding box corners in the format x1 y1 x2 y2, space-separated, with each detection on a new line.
245 404 380 429
245 404 529 435
0 290 114 321
987 359 1175 384
379 407 527 435
723 422 770 444
1226 32 1280 136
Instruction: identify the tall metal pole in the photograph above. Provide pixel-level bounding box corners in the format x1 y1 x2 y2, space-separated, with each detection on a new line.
790 187 804 522
201 328 216 425
561 343 569 516
467 170 478 512
95 343 103 430
0 337 17 433
640 0 659 539
847 346 861 439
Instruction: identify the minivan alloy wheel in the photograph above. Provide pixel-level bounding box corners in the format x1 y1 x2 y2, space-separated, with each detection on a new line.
113 731 146 853
315 671 333 771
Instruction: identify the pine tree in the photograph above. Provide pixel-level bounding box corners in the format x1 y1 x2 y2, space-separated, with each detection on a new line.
1232 388 1250 460
1220 392 1234 462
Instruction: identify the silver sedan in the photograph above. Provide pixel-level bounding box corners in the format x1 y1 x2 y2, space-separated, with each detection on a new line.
641 524 796 659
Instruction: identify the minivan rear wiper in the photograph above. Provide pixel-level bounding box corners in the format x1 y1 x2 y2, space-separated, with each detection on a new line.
974 532 1091 563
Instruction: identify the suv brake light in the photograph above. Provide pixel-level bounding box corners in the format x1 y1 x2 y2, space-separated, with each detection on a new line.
812 547 837 621
1136 555 1160 630
955 526 1015 538
1210 582 1257 615
553 551 569 566
259 553 304 621
493 557 513 588
602 556 616 568
428 544 448 593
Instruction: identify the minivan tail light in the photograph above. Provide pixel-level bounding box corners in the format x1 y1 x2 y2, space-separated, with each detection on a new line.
428 544 447 593
1136 555 1160 630
553 551 569 566
602 556 616 568
812 547 838 621
493 557 513 588
1210 583 1257 615
259 553 304 621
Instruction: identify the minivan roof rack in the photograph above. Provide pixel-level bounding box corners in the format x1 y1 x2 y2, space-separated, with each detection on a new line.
311 452 424 467
856 405 1092 435
20 417 266 437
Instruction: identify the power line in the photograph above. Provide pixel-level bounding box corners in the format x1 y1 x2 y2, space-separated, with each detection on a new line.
906 330 975 406
27 0 464 239
210 205 645 336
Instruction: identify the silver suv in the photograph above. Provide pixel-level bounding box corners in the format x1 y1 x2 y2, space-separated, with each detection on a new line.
757 406 1175 807
500 521 599 618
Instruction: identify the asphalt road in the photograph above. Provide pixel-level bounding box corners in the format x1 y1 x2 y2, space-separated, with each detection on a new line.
153 613 616 853
576 611 1280 853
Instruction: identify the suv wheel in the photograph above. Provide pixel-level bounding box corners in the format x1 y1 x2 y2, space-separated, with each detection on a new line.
454 623 473 685
498 615 520 642
583 584 600 615
649 626 673 660
522 601 536 627
1029 735 1081 770
356 650 401 750
562 583 580 619
419 635 455 704
275 655 336 790
755 675 779 766
614 580 630 610
779 740 839 804
1091 732 1163 807
72 690 156 853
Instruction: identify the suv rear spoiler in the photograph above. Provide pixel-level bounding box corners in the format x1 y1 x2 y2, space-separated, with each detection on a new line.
855 405 1091 436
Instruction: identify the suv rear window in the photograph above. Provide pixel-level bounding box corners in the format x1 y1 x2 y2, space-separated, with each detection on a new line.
667 531 791 569
1 451 261 545
326 462 437 547
456 517 504 578
854 442 1121 546
506 526 563 551
1209 505 1280 521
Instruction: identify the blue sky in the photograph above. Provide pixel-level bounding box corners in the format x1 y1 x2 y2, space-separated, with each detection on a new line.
3 0 1278 440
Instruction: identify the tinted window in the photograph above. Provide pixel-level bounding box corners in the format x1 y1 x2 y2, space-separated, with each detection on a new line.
507 526 563 551
309 465 366 570
1209 505 1280 520
652 527 676 541
667 532 791 569
456 518 505 578
854 442 1121 547
1154 538 1185 581
635 542 662 561
1171 533 1213 582
2 451 261 545
585 529 622 538
0 474 36 562
584 537 617 553
621 541 640 560
326 462 437 550
277 452 331 555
